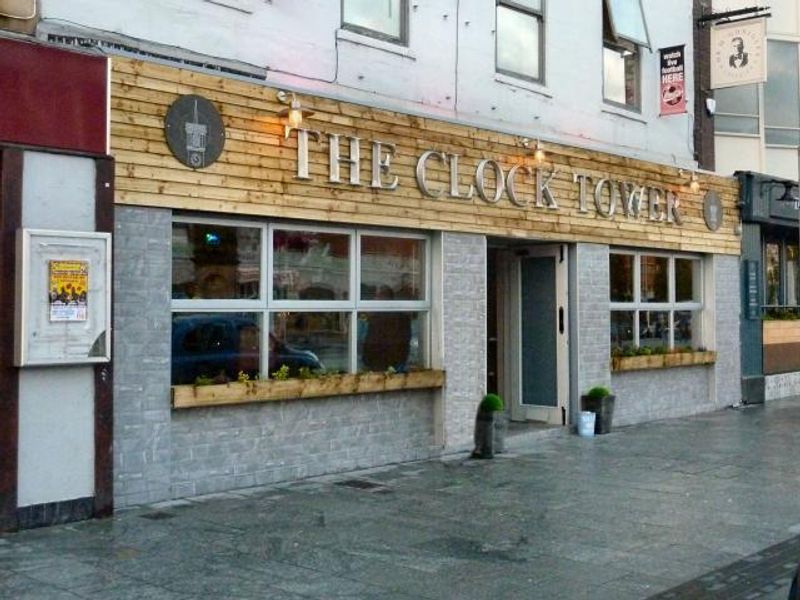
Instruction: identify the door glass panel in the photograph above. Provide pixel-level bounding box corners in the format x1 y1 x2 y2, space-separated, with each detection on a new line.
520 257 557 407
765 242 781 305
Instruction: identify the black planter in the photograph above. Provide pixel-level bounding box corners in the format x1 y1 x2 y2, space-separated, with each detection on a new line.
581 394 616 434
472 409 500 459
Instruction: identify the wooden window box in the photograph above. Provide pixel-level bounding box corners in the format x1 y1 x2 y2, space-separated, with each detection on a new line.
763 320 800 374
171 369 446 409
611 351 716 373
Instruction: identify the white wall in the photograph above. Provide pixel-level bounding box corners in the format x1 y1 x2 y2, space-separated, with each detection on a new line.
18 151 96 507
40 0 698 167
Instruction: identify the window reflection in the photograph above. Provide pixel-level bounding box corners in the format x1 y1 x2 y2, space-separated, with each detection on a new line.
343 0 404 41
610 253 634 302
172 223 261 300
358 312 423 372
610 311 635 348
269 312 348 376
361 236 425 300
641 256 668 302
766 242 781 305
273 230 350 301
171 312 261 385
497 4 542 81
639 311 669 348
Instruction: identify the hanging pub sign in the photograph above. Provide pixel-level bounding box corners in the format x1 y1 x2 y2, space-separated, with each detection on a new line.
710 18 767 89
659 45 686 116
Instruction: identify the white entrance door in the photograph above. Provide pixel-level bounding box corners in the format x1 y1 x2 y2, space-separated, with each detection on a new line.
503 245 569 425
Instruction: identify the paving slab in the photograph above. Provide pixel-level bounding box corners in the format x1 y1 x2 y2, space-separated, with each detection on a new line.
2 398 800 599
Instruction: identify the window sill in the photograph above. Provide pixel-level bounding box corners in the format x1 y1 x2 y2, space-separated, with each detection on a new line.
601 104 647 124
494 73 551 98
336 28 416 60
611 351 716 373
171 369 445 409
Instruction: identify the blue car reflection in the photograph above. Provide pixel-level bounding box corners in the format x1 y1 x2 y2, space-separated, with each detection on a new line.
171 314 323 385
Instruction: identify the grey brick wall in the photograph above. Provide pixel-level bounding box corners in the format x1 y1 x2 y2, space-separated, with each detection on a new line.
114 207 440 508
573 243 611 422
612 367 713 426
113 206 173 507
714 254 742 407
441 233 486 451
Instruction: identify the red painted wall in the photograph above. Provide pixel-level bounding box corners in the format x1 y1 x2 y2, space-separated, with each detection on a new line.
0 38 108 155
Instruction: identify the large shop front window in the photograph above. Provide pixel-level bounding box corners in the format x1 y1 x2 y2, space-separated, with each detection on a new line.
610 251 704 352
171 219 430 385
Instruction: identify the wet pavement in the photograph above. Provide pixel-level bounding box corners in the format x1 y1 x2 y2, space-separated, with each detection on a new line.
2 398 800 599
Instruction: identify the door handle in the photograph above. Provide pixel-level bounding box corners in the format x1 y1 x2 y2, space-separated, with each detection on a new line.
559 307 564 334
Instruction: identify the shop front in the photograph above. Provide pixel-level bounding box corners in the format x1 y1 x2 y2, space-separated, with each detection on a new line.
737 172 800 404
109 57 741 508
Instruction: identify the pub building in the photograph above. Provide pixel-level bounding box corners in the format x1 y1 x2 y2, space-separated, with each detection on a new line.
105 57 741 509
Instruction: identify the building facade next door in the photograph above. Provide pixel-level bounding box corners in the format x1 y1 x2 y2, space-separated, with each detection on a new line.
496 244 569 425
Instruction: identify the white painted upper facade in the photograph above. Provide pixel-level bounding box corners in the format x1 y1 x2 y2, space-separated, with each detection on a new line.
39 0 697 167
712 0 800 179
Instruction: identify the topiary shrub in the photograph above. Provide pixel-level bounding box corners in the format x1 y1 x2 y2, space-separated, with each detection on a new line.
585 385 611 400
479 393 504 412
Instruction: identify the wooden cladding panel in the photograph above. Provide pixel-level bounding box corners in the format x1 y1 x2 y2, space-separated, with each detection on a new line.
110 58 740 254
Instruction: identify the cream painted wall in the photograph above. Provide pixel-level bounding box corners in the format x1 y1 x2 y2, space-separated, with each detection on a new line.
40 0 698 167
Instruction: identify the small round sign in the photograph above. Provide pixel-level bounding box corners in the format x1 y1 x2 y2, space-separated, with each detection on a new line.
703 190 723 232
164 95 225 169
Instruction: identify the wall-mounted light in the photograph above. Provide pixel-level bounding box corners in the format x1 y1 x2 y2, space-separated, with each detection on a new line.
520 137 546 164
276 90 314 129
689 172 700 193
680 169 700 193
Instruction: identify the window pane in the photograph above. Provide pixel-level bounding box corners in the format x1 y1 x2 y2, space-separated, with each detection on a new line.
606 0 649 46
715 115 759 135
604 45 638 107
675 258 700 302
674 310 701 349
610 253 634 302
715 84 759 116
343 0 402 39
639 311 669 348
610 311 635 349
640 256 668 302
497 5 541 80
765 41 800 131
788 245 799 306
502 0 542 11
172 223 261 300
171 312 261 385
273 230 350 300
269 312 348 376
766 242 781 305
360 236 425 300
358 311 424 372
765 128 800 145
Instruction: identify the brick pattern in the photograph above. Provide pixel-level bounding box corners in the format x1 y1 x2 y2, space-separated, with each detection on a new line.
575 243 611 420
714 254 742 406
113 206 173 507
114 207 439 507
612 366 713 426
765 372 800 401
441 233 486 450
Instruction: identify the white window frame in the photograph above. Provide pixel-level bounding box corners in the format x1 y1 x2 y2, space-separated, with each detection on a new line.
171 217 432 381
495 0 546 84
610 250 704 350
341 0 409 46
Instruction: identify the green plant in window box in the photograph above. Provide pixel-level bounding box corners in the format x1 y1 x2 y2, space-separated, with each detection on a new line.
581 385 615 435
271 364 290 381
194 374 215 386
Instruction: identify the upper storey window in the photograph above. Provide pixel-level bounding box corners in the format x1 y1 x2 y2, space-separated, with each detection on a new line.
342 0 408 45
496 0 545 83
603 0 650 110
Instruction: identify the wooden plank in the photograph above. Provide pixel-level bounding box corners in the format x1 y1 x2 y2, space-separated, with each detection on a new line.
109 56 741 255
172 369 446 408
